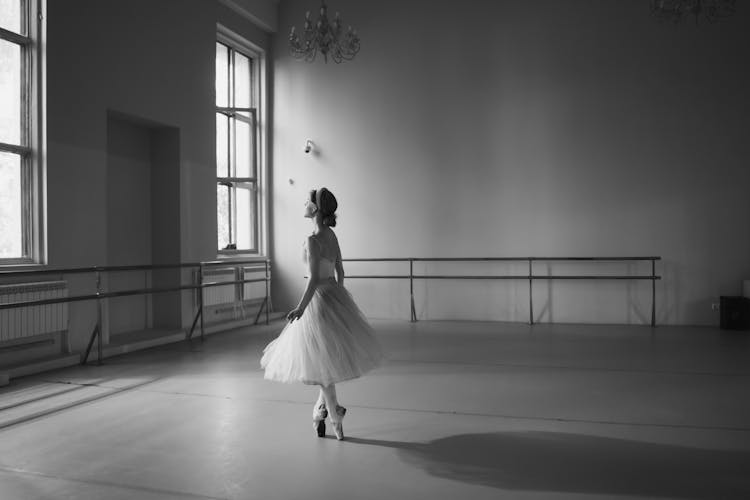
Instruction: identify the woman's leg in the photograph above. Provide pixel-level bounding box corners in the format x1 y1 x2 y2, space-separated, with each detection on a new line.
320 384 346 440
314 387 326 413
320 384 340 421
313 386 329 437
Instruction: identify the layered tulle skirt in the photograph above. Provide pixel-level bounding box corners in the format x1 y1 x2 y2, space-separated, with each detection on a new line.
261 281 384 386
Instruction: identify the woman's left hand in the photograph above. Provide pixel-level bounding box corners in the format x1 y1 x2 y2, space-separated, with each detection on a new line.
287 307 304 322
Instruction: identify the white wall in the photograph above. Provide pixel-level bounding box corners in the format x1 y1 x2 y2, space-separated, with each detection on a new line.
44 0 272 350
271 0 750 325
105 116 153 335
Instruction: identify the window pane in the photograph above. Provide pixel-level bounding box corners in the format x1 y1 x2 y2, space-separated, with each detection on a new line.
234 51 251 109
216 113 229 177
0 151 22 258
0 0 22 34
234 183 256 250
217 184 231 250
0 39 21 145
235 118 253 178
216 43 229 107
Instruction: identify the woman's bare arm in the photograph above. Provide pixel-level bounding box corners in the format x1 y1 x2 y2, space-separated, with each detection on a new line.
334 235 345 286
288 236 320 321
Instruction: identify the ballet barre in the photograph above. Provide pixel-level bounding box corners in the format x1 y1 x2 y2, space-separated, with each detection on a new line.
343 256 661 326
0 259 271 365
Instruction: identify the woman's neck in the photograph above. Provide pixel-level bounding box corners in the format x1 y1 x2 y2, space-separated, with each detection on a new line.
311 217 326 235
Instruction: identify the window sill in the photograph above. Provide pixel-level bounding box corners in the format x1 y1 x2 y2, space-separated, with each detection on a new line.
0 261 46 271
215 252 267 262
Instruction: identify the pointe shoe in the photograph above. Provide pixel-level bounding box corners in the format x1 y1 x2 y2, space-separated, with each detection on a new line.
312 403 328 438
314 419 326 437
332 421 344 440
331 405 347 441
335 405 347 419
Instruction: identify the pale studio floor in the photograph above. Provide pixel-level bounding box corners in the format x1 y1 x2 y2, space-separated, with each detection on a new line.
1 319 749 500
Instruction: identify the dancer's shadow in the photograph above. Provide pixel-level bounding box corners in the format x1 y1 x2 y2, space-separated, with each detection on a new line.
346 432 750 499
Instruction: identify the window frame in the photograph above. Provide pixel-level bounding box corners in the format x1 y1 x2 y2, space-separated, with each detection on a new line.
0 0 46 266
216 25 267 258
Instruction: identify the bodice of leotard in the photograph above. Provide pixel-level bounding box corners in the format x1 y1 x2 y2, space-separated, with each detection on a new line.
303 237 336 280
317 258 336 279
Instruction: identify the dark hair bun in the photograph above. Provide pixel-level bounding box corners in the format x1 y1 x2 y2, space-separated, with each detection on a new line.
319 188 338 227
322 213 337 227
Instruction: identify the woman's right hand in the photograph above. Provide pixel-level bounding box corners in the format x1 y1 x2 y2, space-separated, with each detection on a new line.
286 307 304 322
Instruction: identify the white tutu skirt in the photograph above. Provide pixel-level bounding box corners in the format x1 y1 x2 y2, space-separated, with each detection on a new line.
261 281 384 386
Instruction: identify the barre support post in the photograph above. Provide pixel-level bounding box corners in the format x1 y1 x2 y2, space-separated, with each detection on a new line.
199 263 205 341
651 258 656 327
96 270 103 365
81 324 99 365
528 258 533 325
410 259 416 322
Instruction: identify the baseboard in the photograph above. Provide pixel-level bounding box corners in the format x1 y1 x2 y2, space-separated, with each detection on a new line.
5 353 81 379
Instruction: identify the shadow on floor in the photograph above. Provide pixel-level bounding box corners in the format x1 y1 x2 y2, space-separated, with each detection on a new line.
346 431 750 499
0 377 163 431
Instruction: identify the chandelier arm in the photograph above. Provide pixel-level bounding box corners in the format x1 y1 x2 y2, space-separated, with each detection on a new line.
306 45 317 63
288 1 359 63
650 0 735 23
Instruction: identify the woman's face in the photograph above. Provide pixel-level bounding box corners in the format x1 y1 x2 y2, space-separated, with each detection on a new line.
304 198 317 218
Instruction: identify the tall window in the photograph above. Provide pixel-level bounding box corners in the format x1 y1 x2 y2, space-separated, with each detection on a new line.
216 36 261 254
0 0 44 264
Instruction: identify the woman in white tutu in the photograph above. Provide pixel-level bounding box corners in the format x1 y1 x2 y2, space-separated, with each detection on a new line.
261 187 384 440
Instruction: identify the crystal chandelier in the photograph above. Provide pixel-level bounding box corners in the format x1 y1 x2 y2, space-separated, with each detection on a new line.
650 0 736 23
289 1 360 63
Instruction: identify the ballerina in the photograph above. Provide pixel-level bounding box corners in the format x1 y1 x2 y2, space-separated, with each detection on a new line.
260 187 384 440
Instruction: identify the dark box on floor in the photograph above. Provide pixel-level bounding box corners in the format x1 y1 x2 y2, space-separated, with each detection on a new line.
720 296 750 330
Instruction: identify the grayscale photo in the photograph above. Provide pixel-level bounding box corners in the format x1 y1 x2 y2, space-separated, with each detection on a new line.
0 1 749 499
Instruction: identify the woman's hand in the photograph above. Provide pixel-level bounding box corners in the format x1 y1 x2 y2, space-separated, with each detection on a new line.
287 307 304 322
